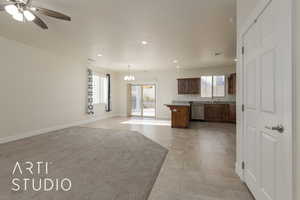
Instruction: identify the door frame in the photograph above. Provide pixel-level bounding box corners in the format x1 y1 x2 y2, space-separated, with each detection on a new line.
129 83 157 118
236 0 295 199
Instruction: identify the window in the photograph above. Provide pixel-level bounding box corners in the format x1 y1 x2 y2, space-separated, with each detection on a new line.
92 75 108 105
201 75 225 98
92 75 100 105
213 76 225 97
201 76 213 98
99 76 108 104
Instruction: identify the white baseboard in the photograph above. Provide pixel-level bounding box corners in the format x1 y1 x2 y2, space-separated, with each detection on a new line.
156 116 171 120
93 113 120 121
118 113 128 117
0 114 119 144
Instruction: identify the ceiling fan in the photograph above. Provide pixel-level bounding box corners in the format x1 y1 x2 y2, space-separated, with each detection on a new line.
0 0 71 29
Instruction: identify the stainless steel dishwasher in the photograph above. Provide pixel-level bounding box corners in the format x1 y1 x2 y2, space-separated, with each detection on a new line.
191 102 205 120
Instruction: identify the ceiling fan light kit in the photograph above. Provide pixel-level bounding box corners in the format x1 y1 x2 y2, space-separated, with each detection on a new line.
4 4 35 21
0 0 71 29
12 11 23 21
4 4 18 15
23 10 35 21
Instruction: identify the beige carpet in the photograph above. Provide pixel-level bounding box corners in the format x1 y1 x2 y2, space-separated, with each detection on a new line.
0 127 168 200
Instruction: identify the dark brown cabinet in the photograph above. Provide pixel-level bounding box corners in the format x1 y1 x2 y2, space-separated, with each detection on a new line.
204 104 236 123
204 104 227 122
166 105 190 128
178 78 200 94
228 73 236 95
227 104 236 122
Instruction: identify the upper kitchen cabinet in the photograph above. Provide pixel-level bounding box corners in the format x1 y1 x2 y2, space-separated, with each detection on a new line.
228 73 236 95
178 78 200 94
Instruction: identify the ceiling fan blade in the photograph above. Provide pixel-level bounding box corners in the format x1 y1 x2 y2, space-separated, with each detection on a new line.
32 14 48 29
26 0 32 5
0 4 6 11
6 0 17 3
34 7 71 21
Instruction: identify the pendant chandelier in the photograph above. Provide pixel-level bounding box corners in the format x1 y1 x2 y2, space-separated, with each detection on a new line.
124 65 135 81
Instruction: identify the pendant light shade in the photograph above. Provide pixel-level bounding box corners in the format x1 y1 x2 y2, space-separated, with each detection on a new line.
124 75 135 81
124 65 135 81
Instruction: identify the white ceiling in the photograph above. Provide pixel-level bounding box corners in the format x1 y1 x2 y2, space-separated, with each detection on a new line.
0 0 236 71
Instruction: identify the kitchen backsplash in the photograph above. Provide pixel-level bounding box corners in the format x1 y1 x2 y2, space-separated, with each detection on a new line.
176 94 236 102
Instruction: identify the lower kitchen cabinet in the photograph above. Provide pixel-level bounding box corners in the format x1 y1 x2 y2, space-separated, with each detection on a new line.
204 104 236 123
166 105 190 128
227 104 236 122
204 104 226 122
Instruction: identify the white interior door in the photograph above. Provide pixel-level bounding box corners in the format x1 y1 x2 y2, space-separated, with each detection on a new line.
242 0 292 200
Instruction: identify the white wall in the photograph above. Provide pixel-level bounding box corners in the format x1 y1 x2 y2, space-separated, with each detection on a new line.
0 36 120 140
295 0 300 198
237 0 260 28
119 66 236 119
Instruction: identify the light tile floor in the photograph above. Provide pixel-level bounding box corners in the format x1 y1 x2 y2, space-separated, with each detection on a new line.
83 117 254 200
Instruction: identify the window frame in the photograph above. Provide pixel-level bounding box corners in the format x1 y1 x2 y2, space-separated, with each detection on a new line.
92 74 108 105
212 75 226 97
200 75 226 98
99 76 108 104
200 76 213 98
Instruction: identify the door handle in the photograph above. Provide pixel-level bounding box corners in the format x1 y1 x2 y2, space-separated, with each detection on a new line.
265 124 284 133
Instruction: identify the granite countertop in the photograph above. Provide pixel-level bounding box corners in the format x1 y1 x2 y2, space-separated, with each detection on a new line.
172 100 236 105
165 103 191 107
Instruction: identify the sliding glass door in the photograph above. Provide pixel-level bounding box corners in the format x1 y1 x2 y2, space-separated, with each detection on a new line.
131 84 156 118
142 85 156 117
131 85 142 116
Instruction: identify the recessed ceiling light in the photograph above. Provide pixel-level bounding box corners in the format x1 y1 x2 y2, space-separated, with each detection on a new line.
141 41 148 45
97 54 103 57
234 58 238 62
173 60 178 64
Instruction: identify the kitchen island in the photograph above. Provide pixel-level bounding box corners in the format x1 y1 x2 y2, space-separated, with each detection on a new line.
165 103 190 128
